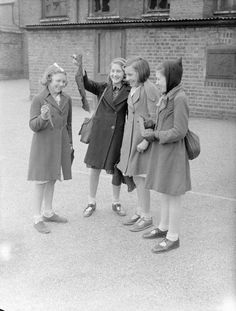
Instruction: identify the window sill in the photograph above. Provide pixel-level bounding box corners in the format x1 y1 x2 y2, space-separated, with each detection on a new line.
214 10 236 16
0 0 15 4
40 17 69 23
87 15 120 20
142 11 169 18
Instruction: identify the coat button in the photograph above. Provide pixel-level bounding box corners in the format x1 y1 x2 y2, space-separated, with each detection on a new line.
111 125 115 130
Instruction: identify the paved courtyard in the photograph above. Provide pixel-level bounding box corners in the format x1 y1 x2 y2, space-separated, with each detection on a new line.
0 80 236 311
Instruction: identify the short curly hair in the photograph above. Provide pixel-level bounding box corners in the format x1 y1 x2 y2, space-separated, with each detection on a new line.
41 63 68 86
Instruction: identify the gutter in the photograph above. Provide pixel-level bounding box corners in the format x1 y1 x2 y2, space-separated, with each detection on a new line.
25 17 236 31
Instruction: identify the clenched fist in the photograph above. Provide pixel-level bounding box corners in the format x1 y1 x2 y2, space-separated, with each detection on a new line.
41 104 50 120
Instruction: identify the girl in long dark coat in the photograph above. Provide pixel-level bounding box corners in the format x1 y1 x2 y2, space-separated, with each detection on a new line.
141 58 191 253
74 58 131 217
28 63 73 234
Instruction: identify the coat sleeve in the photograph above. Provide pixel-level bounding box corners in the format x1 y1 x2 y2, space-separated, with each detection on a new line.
67 97 73 145
29 95 49 132
158 94 189 144
144 80 159 122
83 71 106 96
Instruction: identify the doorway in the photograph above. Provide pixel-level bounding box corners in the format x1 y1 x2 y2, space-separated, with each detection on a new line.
94 29 126 82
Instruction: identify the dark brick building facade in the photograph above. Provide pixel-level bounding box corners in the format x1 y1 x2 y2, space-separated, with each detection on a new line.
1 0 236 119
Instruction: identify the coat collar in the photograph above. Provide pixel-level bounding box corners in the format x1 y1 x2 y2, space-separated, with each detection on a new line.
113 84 130 107
103 83 130 110
129 85 142 105
157 83 183 113
41 87 67 112
166 83 183 101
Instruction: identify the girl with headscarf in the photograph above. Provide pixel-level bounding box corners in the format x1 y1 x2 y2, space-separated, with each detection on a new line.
141 58 191 253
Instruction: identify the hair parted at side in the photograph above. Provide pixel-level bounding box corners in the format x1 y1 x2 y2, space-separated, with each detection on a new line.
41 63 68 86
125 56 150 83
108 57 127 83
111 57 127 70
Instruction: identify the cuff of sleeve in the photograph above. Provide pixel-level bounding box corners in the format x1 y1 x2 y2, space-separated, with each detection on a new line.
83 71 88 80
40 115 49 122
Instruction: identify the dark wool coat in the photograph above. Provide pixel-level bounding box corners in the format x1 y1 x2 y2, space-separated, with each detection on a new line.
83 74 130 171
28 87 72 181
117 80 159 176
145 84 191 195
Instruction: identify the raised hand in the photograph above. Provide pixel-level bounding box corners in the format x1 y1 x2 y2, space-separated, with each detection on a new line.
41 104 50 120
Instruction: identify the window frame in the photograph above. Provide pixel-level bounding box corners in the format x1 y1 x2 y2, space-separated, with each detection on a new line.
41 0 68 21
88 0 120 19
206 47 236 82
142 0 170 18
213 0 236 16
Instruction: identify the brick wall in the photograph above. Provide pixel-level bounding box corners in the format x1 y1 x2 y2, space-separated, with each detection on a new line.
119 0 143 18
0 30 24 80
27 29 95 105
78 0 88 22
170 0 204 19
126 26 236 119
203 0 215 18
19 0 41 25
27 24 236 119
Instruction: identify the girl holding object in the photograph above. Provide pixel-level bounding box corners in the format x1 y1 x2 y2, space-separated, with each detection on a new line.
117 57 159 232
141 58 191 253
73 57 132 218
28 63 73 234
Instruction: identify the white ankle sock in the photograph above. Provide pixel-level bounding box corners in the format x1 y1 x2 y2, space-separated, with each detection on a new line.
141 212 151 219
112 200 120 205
88 196 96 204
166 232 179 241
158 224 168 232
34 215 43 224
43 210 54 218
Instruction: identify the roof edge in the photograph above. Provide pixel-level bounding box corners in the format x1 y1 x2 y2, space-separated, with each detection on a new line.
25 17 236 31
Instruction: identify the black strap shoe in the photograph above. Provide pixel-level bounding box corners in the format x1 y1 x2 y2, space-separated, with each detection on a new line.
83 203 96 217
151 238 180 253
123 213 140 226
112 203 126 216
142 228 168 239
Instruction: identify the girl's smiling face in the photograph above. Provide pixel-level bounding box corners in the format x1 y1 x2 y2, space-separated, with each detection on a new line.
109 63 124 86
49 72 67 94
156 70 167 94
125 65 140 88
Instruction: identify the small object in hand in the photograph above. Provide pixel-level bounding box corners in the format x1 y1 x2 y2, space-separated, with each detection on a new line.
142 129 156 142
41 104 50 119
137 140 149 153
144 118 155 129
42 103 54 128
73 53 90 112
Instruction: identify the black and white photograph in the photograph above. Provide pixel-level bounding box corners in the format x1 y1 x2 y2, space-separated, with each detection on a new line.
0 0 236 310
